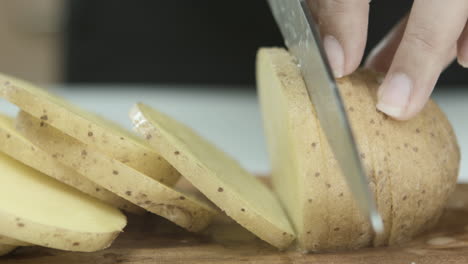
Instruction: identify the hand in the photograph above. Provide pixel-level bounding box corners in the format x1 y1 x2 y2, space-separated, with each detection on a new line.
309 0 468 120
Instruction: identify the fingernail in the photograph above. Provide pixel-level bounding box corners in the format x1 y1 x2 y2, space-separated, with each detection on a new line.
323 35 344 78
376 72 412 118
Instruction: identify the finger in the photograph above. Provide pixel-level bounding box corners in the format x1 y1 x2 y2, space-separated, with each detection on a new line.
376 0 468 120
366 14 457 73
457 22 468 67
308 0 370 78
365 15 409 73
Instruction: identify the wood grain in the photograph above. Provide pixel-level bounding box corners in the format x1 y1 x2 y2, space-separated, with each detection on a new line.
2 181 468 264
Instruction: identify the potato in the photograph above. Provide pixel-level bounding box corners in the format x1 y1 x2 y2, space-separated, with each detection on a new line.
0 151 127 252
0 74 179 186
0 114 142 214
16 111 217 232
129 103 295 250
0 235 30 246
257 48 460 252
0 244 16 256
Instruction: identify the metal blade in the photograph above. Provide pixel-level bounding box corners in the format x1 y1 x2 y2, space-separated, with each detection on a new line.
267 0 383 233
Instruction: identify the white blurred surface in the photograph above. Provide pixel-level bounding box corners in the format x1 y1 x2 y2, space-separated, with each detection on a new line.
1 85 466 181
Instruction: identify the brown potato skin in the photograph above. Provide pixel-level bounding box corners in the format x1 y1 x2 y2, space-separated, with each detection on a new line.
0 73 180 187
0 115 142 214
257 48 460 252
16 111 217 233
130 103 295 250
0 209 122 252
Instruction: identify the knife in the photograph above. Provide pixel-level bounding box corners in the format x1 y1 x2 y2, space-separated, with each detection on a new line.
267 0 383 233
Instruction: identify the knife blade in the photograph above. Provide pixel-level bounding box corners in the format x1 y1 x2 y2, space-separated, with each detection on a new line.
267 0 383 233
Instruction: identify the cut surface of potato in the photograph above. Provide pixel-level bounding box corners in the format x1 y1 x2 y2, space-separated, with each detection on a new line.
129 103 295 250
16 111 217 232
0 114 141 214
257 48 460 252
0 244 16 256
0 235 30 246
0 151 126 252
0 74 179 186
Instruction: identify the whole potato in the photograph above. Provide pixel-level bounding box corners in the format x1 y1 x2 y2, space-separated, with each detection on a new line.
257 48 460 252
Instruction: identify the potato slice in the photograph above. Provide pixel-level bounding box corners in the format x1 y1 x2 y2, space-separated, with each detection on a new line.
0 114 142 214
257 48 460 252
0 151 126 252
0 74 179 186
129 103 295 250
0 235 30 246
0 244 16 256
16 111 217 232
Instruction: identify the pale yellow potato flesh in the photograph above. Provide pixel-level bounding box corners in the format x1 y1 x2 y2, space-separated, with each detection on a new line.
0 151 127 252
16 111 217 233
0 114 142 214
257 48 460 252
0 73 180 186
0 244 16 256
129 103 295 250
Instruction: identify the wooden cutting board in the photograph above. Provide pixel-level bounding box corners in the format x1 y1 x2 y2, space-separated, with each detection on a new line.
3 181 468 264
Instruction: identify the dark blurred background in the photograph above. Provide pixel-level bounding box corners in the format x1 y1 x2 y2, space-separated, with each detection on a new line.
0 0 465 86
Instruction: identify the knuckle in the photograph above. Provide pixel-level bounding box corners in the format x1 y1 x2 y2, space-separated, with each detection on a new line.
315 0 362 25
403 22 445 55
327 0 356 14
